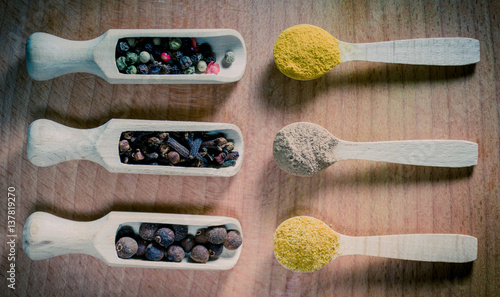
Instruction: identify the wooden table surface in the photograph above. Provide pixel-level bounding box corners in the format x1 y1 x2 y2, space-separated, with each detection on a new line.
1 0 499 296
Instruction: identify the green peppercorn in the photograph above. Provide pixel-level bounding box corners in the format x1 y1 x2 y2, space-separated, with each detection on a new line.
169 38 182 51
126 65 137 74
184 66 196 74
116 56 127 71
224 51 235 64
125 52 139 65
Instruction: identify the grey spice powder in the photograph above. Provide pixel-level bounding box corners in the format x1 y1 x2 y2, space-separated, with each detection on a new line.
273 122 338 176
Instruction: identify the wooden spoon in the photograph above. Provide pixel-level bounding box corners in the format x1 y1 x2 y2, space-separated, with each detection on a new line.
273 122 478 176
23 211 243 270
274 216 477 272
274 24 479 80
26 29 246 83
27 119 244 177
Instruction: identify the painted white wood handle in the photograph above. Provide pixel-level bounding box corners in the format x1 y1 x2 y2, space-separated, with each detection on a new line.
339 38 480 65
26 32 106 81
22 212 105 260
27 119 105 167
336 140 478 167
340 234 477 262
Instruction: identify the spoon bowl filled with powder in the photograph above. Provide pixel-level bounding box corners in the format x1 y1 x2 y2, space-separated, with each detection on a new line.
272 122 478 176
273 216 478 273
273 24 480 80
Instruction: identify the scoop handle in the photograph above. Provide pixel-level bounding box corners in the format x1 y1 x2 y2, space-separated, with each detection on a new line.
336 139 478 167
340 234 477 263
27 119 106 167
26 32 106 81
22 212 105 260
339 38 480 65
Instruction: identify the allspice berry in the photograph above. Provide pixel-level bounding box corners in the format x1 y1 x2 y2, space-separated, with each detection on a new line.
115 225 135 241
166 245 185 262
116 237 138 259
171 225 189 241
195 228 209 244
139 223 159 241
145 243 165 261
207 226 227 244
207 243 224 260
224 230 243 250
181 234 196 253
155 227 175 247
190 245 209 263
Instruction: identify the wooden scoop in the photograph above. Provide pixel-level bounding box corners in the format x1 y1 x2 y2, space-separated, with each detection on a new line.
27 119 244 177
26 29 246 83
274 216 477 272
23 211 243 270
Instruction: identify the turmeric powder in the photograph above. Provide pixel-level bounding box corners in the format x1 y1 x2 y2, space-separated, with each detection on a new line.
273 24 342 80
274 216 340 272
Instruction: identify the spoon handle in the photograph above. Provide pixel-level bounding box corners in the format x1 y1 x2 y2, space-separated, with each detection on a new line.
27 119 107 167
27 32 106 81
338 38 479 65
340 234 477 263
336 140 478 167
23 212 106 260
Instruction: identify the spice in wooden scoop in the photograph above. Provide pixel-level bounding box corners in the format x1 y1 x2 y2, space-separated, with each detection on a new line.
274 216 340 272
273 24 341 80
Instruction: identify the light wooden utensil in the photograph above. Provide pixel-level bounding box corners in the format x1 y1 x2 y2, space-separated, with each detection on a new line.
274 216 477 272
23 211 243 270
26 29 246 83
273 122 478 176
274 24 479 80
27 119 244 177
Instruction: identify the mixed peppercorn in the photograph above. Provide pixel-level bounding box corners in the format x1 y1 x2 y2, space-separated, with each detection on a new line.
115 37 234 75
115 223 243 263
118 131 239 168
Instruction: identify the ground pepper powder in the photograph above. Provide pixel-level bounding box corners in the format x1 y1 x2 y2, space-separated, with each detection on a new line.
273 24 341 80
274 216 340 272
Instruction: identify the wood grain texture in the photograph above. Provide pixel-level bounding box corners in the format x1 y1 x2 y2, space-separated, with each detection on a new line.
0 0 499 296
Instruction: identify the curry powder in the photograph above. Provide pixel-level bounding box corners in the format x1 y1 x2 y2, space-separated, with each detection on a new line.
274 216 340 272
273 24 341 80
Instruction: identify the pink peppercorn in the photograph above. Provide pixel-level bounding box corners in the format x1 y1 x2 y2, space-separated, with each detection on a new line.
161 52 171 62
206 62 220 75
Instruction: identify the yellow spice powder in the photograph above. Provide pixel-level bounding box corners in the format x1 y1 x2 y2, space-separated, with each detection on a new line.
273 24 341 80
274 216 340 272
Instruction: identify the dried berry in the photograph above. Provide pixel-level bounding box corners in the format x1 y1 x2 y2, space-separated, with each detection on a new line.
179 56 192 69
224 230 242 250
127 38 138 47
207 243 224 260
195 228 209 244
224 51 235 64
139 51 151 63
116 56 127 71
197 60 207 73
181 234 196 253
207 226 227 244
169 37 182 50
116 237 138 259
166 245 185 262
171 225 189 241
150 64 162 74
206 62 220 74
190 53 203 64
184 66 196 74
126 65 137 74
135 239 148 257
144 43 153 52
152 37 161 46
190 245 209 263
138 64 149 74
119 41 130 52
139 223 159 241
161 52 171 62
155 227 175 247
167 151 181 165
145 243 164 261
115 225 135 241
125 52 139 65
